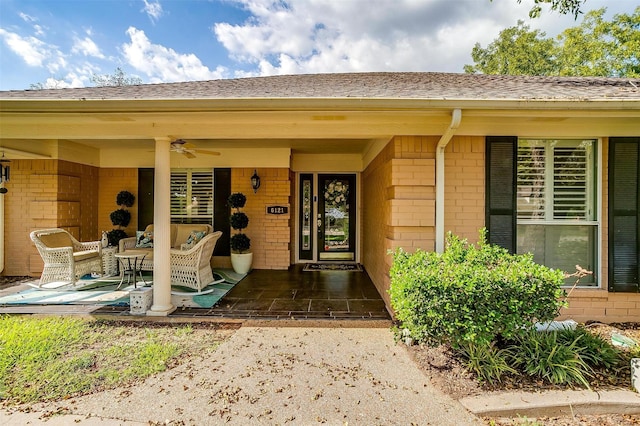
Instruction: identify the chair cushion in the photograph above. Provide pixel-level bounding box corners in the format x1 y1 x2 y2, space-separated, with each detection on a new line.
186 230 206 245
135 231 154 248
73 250 100 262
175 225 210 248
39 232 73 248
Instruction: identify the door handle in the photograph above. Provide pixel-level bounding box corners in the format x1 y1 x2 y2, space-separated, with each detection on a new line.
317 219 322 231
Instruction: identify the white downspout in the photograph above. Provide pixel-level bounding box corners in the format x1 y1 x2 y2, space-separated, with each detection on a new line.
435 109 462 253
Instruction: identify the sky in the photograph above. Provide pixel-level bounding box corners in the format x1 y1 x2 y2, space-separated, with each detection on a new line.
0 0 635 91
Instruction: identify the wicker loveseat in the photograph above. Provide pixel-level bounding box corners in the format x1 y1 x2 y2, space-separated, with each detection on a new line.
30 228 103 287
118 223 213 272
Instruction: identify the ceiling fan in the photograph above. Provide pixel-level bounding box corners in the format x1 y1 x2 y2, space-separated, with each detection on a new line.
170 139 220 159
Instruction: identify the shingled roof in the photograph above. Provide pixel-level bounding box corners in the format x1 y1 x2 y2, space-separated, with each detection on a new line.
1 72 639 102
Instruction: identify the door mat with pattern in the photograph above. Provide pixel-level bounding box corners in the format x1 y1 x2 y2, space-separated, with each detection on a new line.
303 263 363 272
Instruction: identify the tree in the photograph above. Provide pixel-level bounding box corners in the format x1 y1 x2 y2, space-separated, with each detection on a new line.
557 8 640 77
29 67 142 90
91 67 143 87
464 21 557 75
465 7 640 78
493 0 585 19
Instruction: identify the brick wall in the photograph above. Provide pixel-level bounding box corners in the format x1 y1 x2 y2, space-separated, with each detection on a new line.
98 168 139 237
363 135 486 314
3 159 99 277
444 136 485 243
362 136 440 308
231 168 291 269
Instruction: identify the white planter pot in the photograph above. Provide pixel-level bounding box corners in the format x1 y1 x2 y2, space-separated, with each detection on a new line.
231 252 253 274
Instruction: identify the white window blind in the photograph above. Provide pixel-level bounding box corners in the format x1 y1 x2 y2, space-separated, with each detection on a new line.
517 140 594 221
170 170 213 224
516 139 597 287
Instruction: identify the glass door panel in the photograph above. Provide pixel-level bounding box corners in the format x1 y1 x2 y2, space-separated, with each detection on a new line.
298 174 314 260
318 174 356 261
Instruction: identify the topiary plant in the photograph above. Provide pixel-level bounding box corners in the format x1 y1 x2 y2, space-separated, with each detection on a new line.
116 190 135 208
230 233 251 253
106 229 128 247
228 192 246 209
389 229 567 348
228 192 250 254
109 208 131 228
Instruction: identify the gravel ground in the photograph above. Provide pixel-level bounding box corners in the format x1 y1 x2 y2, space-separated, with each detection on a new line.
7 326 482 425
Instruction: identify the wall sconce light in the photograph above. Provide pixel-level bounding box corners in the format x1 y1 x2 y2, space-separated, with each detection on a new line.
0 153 10 194
251 169 261 193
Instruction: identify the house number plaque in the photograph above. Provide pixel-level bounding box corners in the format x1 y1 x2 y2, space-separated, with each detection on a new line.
266 205 289 215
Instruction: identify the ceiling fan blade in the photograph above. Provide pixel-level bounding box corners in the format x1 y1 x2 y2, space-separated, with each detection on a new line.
193 149 221 156
182 151 196 159
182 142 197 149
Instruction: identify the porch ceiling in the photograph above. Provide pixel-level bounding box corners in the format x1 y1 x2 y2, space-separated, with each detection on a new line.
66 138 374 155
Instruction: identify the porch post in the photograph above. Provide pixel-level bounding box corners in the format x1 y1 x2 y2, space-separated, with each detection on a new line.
147 137 176 316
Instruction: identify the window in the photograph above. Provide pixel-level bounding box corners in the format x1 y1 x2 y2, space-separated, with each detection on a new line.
516 139 597 286
170 169 213 224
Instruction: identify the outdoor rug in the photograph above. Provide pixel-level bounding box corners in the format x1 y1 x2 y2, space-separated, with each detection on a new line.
303 263 363 272
0 269 245 309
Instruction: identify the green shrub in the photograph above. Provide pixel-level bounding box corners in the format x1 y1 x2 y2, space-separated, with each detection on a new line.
389 229 566 347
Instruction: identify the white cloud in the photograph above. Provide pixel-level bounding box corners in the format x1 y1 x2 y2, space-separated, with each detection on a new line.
212 0 573 76
142 0 164 23
0 28 52 67
122 27 227 82
72 33 105 59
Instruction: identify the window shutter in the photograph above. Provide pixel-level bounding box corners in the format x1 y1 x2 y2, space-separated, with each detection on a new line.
609 137 640 292
486 136 517 253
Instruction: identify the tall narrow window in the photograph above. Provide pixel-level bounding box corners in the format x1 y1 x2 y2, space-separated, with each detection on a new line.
170 169 213 224
517 139 597 286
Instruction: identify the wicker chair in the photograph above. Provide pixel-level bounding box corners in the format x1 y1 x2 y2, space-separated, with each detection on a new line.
170 231 222 293
30 228 103 287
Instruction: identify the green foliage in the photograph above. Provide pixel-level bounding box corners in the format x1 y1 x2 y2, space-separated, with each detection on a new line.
116 190 135 207
556 327 621 369
106 229 128 246
109 208 131 227
464 21 557 75
509 330 591 387
230 212 249 230
389 230 566 347
466 7 640 77
456 327 622 387
0 316 186 404
457 342 516 384
492 0 585 19
230 233 251 253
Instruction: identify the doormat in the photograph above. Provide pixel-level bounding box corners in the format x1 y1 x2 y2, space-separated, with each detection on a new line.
303 263 363 272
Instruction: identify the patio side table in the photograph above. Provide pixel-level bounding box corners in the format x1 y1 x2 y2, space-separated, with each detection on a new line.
115 252 148 289
102 246 118 276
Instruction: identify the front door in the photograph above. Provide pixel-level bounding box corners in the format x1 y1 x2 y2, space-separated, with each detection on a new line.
298 173 357 262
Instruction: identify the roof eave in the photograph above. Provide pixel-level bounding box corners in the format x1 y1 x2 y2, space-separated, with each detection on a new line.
0 97 639 114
